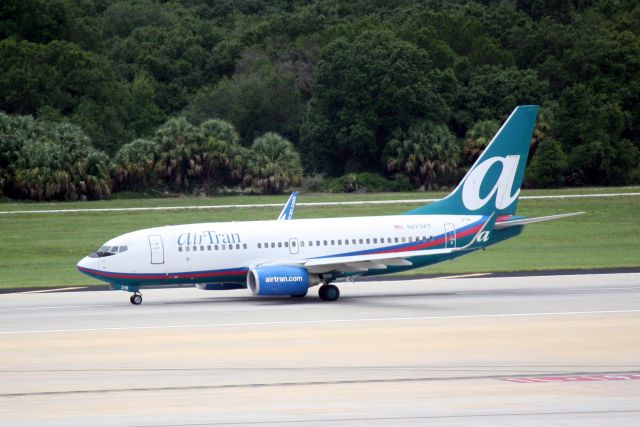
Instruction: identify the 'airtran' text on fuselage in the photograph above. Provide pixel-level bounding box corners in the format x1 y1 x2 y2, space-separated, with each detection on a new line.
178 231 241 246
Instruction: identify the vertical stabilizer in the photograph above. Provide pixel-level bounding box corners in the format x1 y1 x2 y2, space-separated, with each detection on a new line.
404 105 539 216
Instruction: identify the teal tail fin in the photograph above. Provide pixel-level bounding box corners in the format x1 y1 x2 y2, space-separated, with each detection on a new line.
404 105 539 216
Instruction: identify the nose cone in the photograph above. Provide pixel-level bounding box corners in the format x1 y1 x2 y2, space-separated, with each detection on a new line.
76 256 93 273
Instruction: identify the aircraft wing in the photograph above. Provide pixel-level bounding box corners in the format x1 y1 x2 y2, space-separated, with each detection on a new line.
302 248 452 274
277 192 299 220
495 212 584 229
300 214 498 274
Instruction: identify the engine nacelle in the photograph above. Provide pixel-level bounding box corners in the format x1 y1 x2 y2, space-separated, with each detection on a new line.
247 266 319 296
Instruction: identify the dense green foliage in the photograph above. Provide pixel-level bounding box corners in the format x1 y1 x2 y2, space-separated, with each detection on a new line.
1 0 639 200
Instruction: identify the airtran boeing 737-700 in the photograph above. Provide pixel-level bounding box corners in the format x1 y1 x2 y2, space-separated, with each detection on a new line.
77 105 582 304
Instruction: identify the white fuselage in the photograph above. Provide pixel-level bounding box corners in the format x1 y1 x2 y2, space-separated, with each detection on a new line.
77 214 483 286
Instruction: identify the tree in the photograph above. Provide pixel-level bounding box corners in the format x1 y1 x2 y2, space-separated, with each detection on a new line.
151 117 247 193
153 117 200 189
112 139 159 191
462 120 500 164
525 137 568 187
184 51 305 145
244 133 302 194
300 28 450 175
382 122 461 190
0 38 134 153
0 113 112 200
197 119 247 190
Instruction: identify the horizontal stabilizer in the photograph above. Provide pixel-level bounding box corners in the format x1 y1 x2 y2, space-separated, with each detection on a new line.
495 212 585 229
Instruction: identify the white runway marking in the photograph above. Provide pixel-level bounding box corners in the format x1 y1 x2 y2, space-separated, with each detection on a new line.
0 304 117 312
19 287 87 294
439 273 490 280
1 309 638 335
1 192 638 215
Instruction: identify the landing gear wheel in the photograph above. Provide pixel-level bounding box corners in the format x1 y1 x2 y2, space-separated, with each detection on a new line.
318 284 340 302
130 293 143 305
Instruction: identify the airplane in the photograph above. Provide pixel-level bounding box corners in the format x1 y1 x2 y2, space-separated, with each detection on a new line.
77 105 583 305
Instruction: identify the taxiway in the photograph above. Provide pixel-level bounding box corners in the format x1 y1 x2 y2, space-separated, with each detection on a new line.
1 273 639 426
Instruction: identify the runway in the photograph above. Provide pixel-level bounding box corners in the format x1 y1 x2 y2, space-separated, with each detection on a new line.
1 273 639 426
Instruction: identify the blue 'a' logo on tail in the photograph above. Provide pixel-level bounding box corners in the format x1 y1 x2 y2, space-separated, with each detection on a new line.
405 105 539 216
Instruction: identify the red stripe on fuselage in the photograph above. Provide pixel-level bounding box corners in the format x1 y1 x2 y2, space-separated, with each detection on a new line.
78 266 248 280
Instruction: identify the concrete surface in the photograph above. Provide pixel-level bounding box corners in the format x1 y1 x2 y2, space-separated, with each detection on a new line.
1 273 639 426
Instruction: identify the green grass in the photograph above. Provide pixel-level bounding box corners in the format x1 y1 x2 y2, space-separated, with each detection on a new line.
0 189 638 288
0 186 638 212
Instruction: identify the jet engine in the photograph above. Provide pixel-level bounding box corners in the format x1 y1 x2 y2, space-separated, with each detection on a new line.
247 266 320 296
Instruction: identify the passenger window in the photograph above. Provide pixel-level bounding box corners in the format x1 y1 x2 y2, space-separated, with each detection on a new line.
278 242 282 248
236 244 240 249
300 241 304 247
229 245 233 250
317 240 321 246
394 237 399 243
243 243 247 249
200 245 204 251
193 246 197 251
337 240 342 245
258 243 261 249
284 242 289 248
207 245 211 250
359 239 363 244
186 247 190 252
401 237 406 243
271 242 275 248
331 240 335 245
373 238 377 244
352 239 356 244
323 240 328 246
222 244 226 250
366 238 370 244
178 247 183 252
387 238 392 243
309 241 313 246
215 245 219 250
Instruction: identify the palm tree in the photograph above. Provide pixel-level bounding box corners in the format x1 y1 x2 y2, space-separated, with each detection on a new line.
382 122 461 190
113 139 159 191
462 120 499 164
244 132 303 194
154 117 199 189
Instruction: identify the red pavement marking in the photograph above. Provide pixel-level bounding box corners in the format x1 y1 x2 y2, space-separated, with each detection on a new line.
502 373 640 383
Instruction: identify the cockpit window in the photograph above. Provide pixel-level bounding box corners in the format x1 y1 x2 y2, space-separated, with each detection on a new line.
90 245 128 258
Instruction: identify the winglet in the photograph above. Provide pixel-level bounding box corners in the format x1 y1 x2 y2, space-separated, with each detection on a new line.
277 192 299 220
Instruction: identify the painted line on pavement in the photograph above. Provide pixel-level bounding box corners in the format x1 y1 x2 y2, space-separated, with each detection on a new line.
503 373 640 383
1 308 638 335
438 273 490 280
19 287 87 294
1 192 638 215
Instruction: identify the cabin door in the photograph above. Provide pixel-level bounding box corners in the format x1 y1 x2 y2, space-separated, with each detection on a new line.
148 235 165 264
444 224 456 248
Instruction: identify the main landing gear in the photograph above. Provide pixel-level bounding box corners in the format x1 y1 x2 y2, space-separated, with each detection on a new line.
129 292 143 305
318 284 340 302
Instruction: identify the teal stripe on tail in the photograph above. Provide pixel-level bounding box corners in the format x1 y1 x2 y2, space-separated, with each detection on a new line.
405 105 539 216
